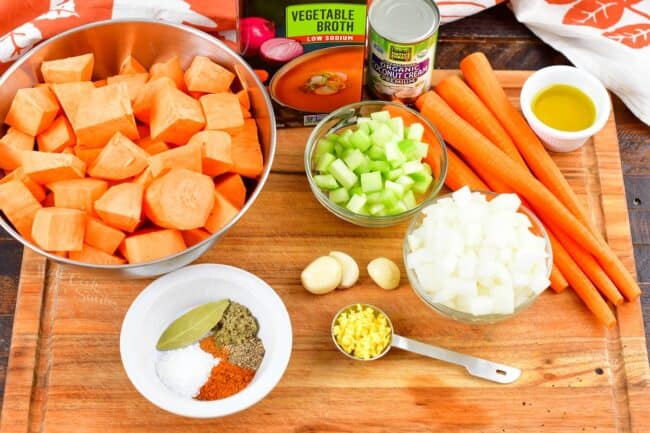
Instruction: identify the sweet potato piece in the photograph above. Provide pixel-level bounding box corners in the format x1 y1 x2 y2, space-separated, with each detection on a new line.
137 136 169 155
74 83 139 147
48 178 108 213
214 173 246 209
41 53 94 83
148 141 201 177
85 216 125 254
230 119 263 178
236 89 250 110
204 191 239 234
5 86 60 136
144 168 215 230
149 56 186 90
31 207 85 251
51 81 94 126
88 132 149 180
0 180 42 240
93 79 107 88
106 73 149 101
1 127 34 151
119 55 147 75
150 86 205 145
74 145 102 166
184 56 235 93
37 116 75 152
200 92 244 132
0 142 25 171
182 228 211 247
119 228 186 263
186 130 232 176
0 168 46 202
94 183 143 232
21 151 86 184
133 167 153 188
132 77 176 124
69 243 126 265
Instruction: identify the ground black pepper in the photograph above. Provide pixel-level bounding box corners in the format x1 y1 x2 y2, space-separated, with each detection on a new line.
226 337 265 370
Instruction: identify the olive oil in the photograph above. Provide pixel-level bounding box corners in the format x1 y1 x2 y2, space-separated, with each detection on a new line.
532 84 596 132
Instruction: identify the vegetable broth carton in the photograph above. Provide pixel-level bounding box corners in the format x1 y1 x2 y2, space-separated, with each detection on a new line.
242 0 368 127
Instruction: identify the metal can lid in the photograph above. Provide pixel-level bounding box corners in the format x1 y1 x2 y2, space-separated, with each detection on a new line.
369 0 440 44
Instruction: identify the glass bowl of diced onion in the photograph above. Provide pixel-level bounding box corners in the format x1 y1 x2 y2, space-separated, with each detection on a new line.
403 188 553 324
305 101 448 227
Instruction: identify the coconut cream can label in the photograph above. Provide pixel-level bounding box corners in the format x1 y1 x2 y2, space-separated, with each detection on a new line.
367 0 440 103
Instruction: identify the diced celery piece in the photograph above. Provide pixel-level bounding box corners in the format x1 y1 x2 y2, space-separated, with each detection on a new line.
380 189 398 207
370 110 391 122
367 119 382 133
403 190 417 209
388 117 404 138
367 144 385 161
385 180 406 197
351 129 372 151
350 184 363 196
417 141 429 159
357 116 371 124
339 129 354 148
357 121 370 135
407 122 425 141
387 200 408 215
371 123 395 146
361 171 383 193
329 187 350 204
398 139 420 161
329 159 358 189
366 192 382 204
387 168 404 181
353 155 371 174
334 143 344 157
409 162 432 182
315 152 335 173
346 193 367 213
403 160 424 175
368 160 390 173
314 174 339 190
423 162 432 175
396 175 415 190
343 148 365 171
368 203 386 216
412 174 433 194
315 139 335 160
385 140 406 167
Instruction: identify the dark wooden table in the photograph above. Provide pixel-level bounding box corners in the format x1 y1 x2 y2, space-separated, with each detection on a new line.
0 4 648 414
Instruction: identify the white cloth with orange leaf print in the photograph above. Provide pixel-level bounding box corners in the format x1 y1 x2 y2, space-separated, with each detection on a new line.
510 0 650 125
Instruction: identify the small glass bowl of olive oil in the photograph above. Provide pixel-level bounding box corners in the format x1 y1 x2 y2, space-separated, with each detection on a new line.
520 66 610 152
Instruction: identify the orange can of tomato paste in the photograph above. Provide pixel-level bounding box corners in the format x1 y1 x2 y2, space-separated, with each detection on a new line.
367 0 440 103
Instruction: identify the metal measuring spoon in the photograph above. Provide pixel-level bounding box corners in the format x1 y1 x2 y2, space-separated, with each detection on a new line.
331 303 521 384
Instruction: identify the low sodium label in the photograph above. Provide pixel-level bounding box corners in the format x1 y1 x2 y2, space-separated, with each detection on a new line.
286 3 367 43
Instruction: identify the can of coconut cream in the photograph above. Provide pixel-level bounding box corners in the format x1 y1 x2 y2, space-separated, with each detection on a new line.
367 0 440 103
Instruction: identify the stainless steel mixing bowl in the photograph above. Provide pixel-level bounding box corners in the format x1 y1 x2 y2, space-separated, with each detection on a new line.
0 19 276 278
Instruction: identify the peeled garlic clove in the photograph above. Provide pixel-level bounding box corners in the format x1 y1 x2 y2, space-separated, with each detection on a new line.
329 251 359 289
368 257 401 290
301 256 342 295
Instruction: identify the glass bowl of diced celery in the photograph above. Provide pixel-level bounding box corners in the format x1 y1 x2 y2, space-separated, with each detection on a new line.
305 101 448 227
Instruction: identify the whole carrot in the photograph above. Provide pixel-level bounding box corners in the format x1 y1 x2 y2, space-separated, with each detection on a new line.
445 147 489 191
548 230 616 326
459 52 592 227
552 226 623 305
435 74 528 170
549 264 569 293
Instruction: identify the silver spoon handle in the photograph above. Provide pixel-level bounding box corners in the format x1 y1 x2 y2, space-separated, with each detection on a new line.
391 334 521 384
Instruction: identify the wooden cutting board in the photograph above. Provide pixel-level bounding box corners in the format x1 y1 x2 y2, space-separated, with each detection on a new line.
1 71 648 433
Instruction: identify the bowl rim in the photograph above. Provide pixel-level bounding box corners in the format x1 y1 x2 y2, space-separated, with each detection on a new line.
0 18 277 270
402 189 554 324
304 100 448 226
519 65 611 140
119 263 293 418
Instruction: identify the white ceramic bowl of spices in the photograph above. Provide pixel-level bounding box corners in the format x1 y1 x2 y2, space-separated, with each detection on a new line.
120 264 292 418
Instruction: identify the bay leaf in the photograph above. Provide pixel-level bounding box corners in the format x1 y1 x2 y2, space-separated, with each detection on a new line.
156 300 230 350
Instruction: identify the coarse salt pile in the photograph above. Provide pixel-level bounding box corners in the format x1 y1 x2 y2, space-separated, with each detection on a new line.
156 342 219 398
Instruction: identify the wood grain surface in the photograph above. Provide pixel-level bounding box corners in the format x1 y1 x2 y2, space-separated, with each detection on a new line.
0 70 648 433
